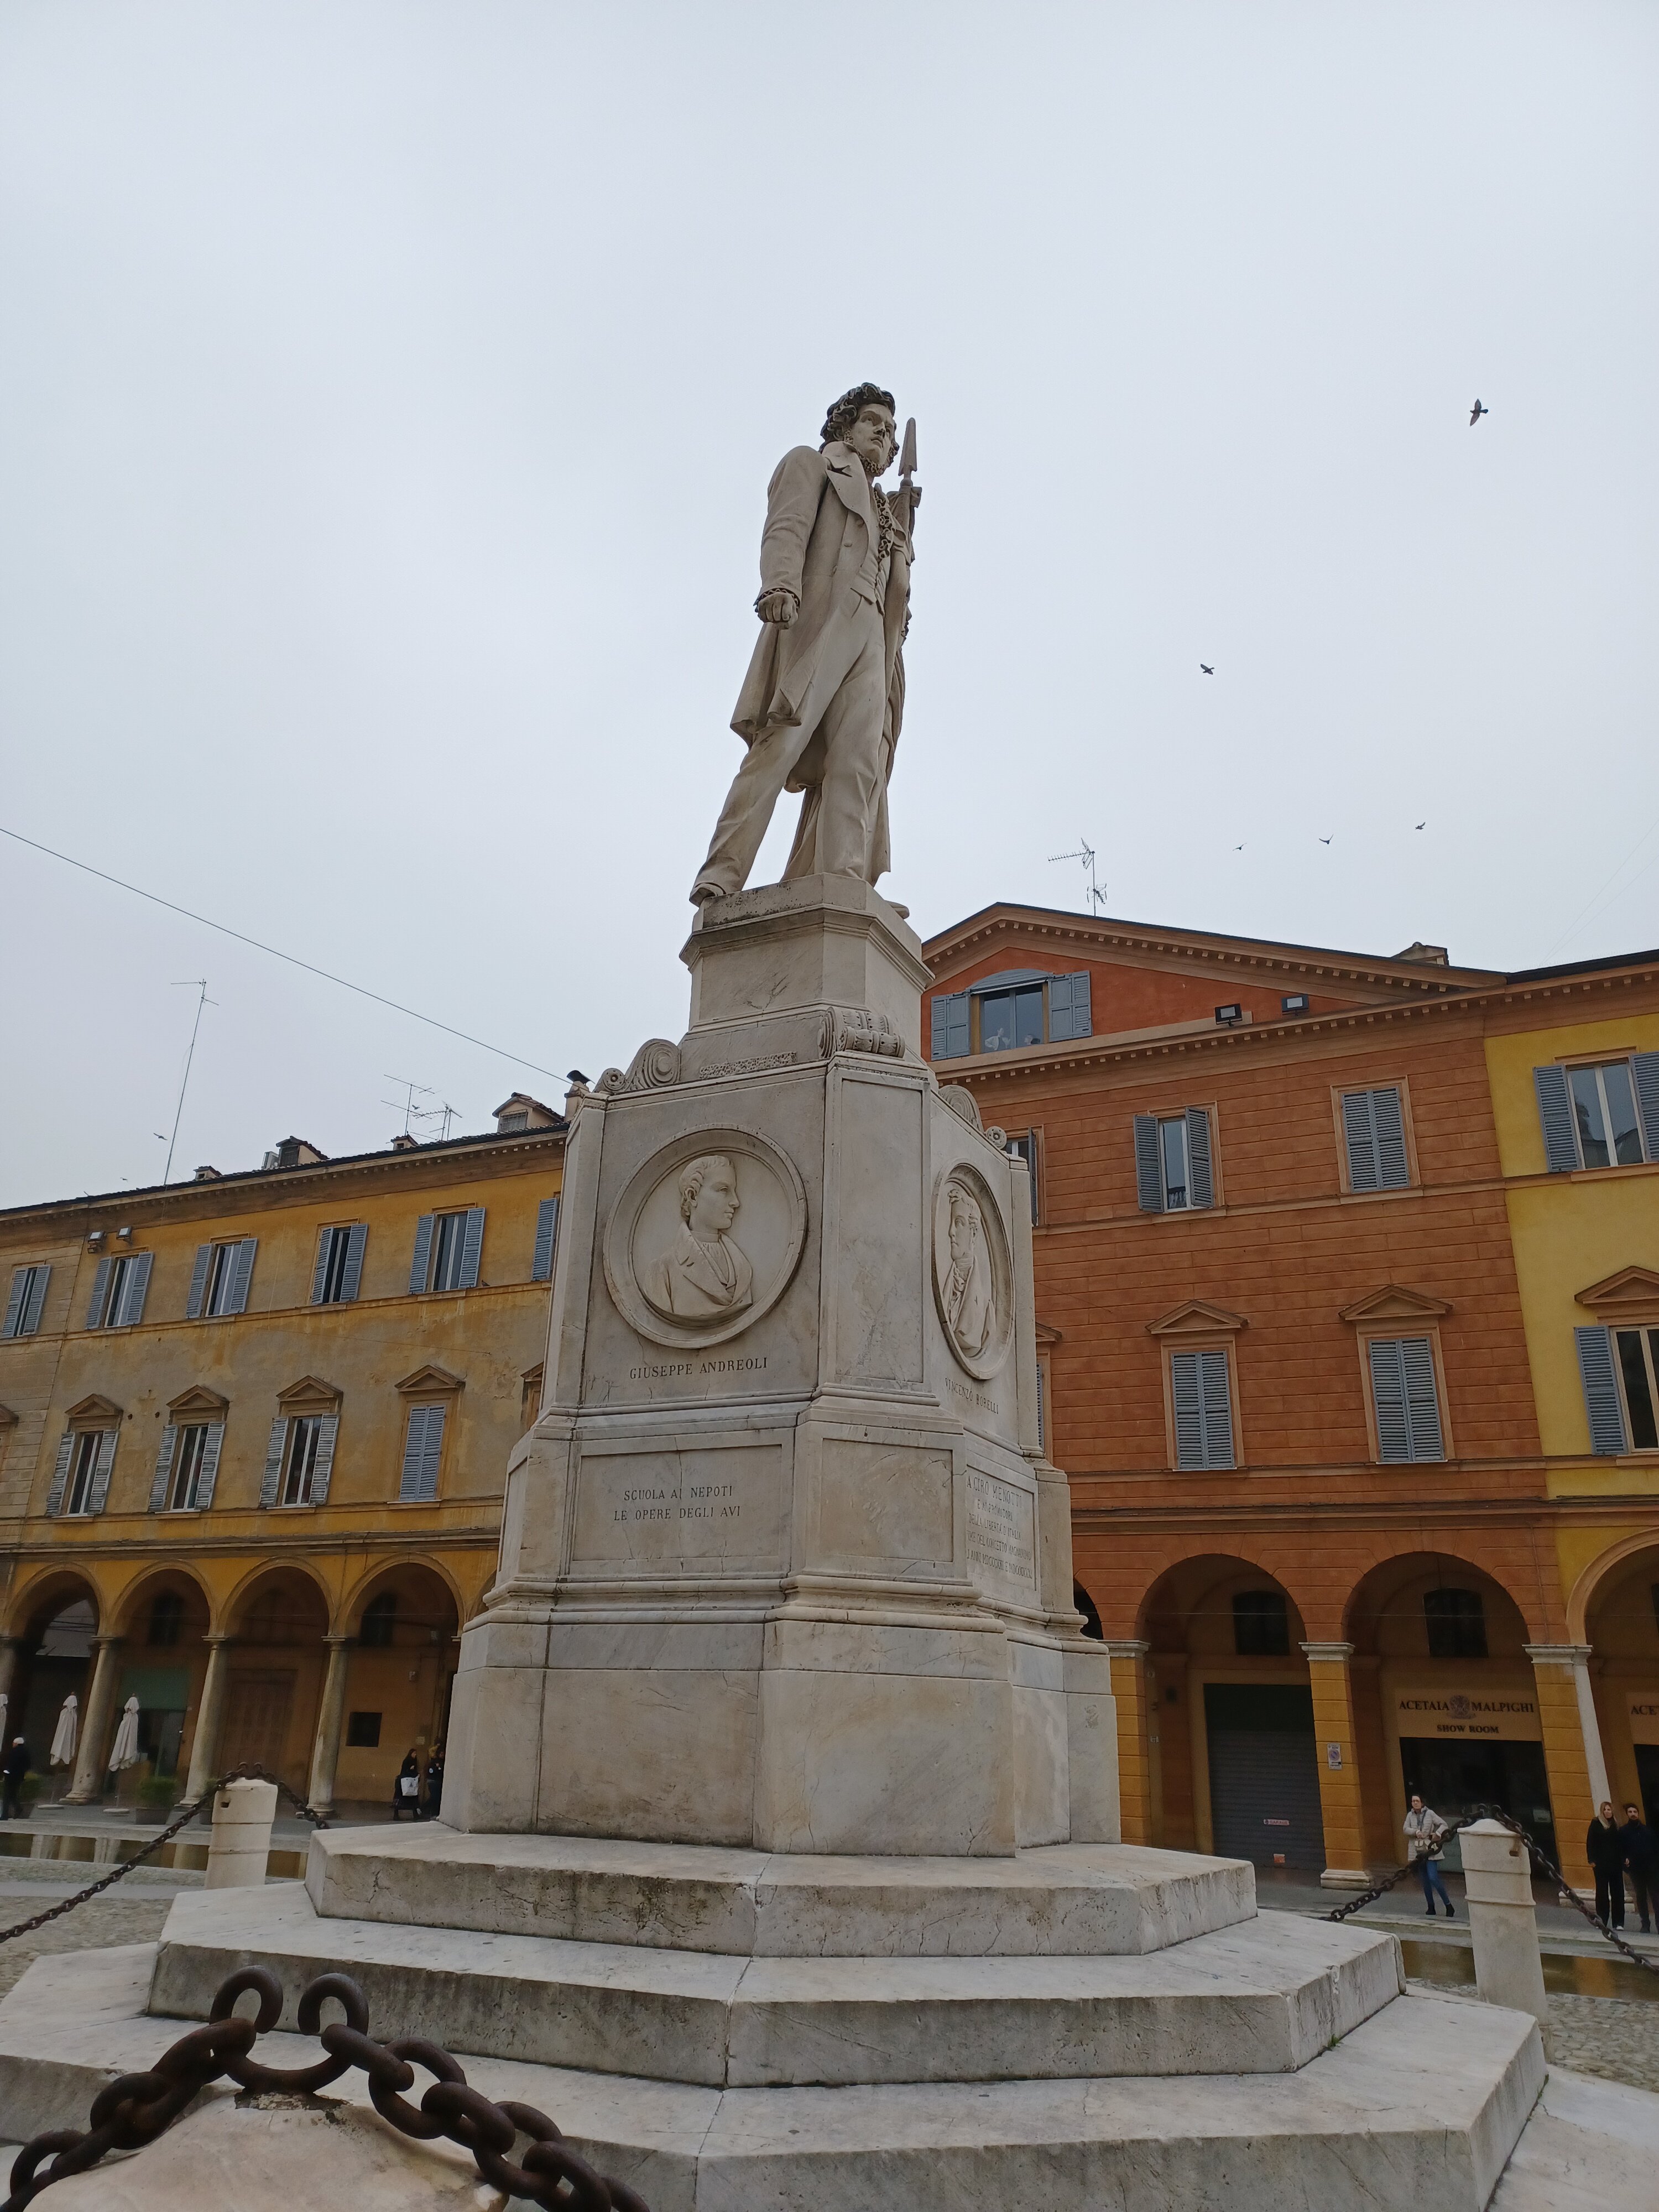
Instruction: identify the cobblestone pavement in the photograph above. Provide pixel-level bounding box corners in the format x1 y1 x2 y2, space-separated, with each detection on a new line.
1543 1994 1659 2095
0 1893 174 2003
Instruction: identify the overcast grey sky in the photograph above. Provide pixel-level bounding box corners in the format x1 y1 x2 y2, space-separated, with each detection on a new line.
3 3 1656 1208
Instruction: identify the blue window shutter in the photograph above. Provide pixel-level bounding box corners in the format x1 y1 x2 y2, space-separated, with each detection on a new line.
1198 1348 1234 1468
186 1244 213 1319
1575 1326 1630 1455
532 1197 560 1282
195 1421 225 1510
310 1232 332 1305
46 1433 73 1516
931 991 969 1060
458 1208 486 1289
1134 1116 1164 1212
1534 1066 1578 1173
225 1238 257 1315
1342 1092 1379 1191
1399 1336 1444 1459
1371 1088 1409 1189
2 1270 27 1340
1633 1053 1659 1163
116 1250 153 1327
22 1264 49 1336
88 1430 117 1515
149 1426 178 1513
409 1216 435 1296
398 1406 427 1500
1047 973 1073 1041
341 1223 367 1302
1171 1352 1204 1469
309 1413 339 1505
1369 1339 1411 1461
420 1404 446 1499
1185 1108 1214 1209
400 1405 445 1502
85 1256 113 1330
259 1417 288 1508
1060 971 1092 1040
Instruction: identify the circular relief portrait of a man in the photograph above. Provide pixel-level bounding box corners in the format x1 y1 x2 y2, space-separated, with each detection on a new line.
931 1164 1014 1381
605 1128 807 1350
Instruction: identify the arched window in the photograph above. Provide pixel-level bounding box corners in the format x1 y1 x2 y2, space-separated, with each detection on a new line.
1232 1589 1290 1656
147 1592 185 1648
1423 1587 1486 1660
359 1592 397 1649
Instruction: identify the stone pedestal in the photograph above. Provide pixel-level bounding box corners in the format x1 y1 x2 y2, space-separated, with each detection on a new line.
444 876 1116 1853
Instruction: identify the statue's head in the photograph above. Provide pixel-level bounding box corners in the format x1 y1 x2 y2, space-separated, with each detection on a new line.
821 383 898 478
947 1186 982 1269
679 1154 740 1237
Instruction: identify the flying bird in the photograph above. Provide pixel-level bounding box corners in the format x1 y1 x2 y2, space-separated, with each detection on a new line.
1199 664 1214 675
1234 843 1245 851
1415 821 1426 830
1469 399 1488 425
1318 837 1332 846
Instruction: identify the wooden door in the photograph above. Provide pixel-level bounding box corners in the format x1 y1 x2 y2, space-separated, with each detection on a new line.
220 1672 298 1786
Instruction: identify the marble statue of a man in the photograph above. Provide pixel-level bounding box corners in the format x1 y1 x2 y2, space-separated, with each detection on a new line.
690 383 915 904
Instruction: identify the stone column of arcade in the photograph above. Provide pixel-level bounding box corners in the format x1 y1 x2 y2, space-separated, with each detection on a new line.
1302 1640 1373 1887
1100 1639 1152 1844
184 1636 234 1801
307 1636 352 1814
0 1637 21 1710
1526 1640 1608 1892
65 1633 123 1804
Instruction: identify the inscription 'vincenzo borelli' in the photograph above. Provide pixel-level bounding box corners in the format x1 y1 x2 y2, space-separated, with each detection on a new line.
947 1377 1001 1417
628 1355 770 1381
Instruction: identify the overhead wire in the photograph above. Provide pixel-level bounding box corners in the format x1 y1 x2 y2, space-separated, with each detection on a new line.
1 822 564 1083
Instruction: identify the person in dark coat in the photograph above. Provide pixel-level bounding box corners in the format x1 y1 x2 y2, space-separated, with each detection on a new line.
1587 1801 1626 1928
392 1750 421 1822
1 1739 29 1822
1621 1803 1656 1934
422 1747 444 1823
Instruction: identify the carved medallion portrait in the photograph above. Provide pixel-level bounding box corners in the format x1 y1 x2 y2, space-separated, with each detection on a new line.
605 1127 807 1350
931 1164 1013 1380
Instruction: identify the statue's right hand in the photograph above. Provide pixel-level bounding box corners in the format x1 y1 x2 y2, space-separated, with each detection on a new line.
756 588 799 627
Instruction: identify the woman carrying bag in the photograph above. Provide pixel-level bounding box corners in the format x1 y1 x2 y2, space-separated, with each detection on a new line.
1404 1793 1455 1917
392 1750 422 1822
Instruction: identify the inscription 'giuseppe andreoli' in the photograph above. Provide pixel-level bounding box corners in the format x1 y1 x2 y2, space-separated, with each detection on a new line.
614 1483 742 1527
964 1469 1035 1585
627 1355 770 1382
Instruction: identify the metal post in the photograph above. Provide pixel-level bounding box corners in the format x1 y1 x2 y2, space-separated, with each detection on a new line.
1460 1817 1549 2030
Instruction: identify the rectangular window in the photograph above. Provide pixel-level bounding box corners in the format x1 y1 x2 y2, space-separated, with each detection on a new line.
1160 1117 1189 1209
311 1223 367 1306
188 1238 256 1319
65 1431 112 1516
979 984 1045 1053
928 972 1092 1060
1341 1086 1410 1191
1170 1348 1235 1470
2 1263 50 1339
1615 1328 1659 1452
281 1415 333 1506
169 1424 210 1510
411 1209 484 1294
1233 1589 1290 1656
86 1250 152 1329
346 1711 382 1749
1571 1062 1645 1170
1424 1588 1488 1660
1134 1109 1214 1213
1007 1132 1041 1224
399 1404 447 1503
1367 1335 1445 1462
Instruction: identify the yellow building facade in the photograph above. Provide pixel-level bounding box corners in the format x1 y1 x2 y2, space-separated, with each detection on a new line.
1486 952 1659 1837
0 1102 563 1814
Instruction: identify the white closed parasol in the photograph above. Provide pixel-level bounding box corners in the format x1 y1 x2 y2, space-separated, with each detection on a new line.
107 1695 141 1773
49 1694 78 1768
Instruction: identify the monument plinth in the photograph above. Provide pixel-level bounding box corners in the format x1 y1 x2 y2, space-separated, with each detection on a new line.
445 874 1118 1855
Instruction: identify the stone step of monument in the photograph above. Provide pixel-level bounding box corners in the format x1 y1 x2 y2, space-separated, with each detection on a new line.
0 1941 1544 2212
305 1825 1256 1957
150 1881 1402 2089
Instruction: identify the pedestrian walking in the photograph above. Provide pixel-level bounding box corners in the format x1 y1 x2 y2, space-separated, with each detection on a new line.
1620 1802 1656 1934
392 1750 421 1822
1404 1794 1455 1916
1587 1801 1626 1928
422 1746 444 1823
1 1738 30 1822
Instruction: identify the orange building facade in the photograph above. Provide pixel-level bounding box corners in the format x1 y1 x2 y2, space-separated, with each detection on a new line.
924 905 1659 1890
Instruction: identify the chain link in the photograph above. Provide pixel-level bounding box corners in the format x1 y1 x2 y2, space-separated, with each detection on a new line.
1322 1800 1659 1976
0 1765 327 1948
2 1964 650 2211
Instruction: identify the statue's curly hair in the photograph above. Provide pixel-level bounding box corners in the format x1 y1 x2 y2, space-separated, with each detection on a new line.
821 383 896 447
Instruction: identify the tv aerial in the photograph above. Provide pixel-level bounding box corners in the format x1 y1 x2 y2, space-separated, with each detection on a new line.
1050 839 1107 914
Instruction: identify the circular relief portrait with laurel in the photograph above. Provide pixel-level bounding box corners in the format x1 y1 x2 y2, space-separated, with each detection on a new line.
931 1162 1014 1381
604 1127 807 1350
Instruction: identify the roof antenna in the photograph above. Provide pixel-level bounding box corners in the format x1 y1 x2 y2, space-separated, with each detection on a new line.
162 980 216 1185
1050 839 1107 914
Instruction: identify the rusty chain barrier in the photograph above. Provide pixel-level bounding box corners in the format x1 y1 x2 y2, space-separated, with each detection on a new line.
0 1765 325 1950
1323 1799 1659 1977
3 1962 650 2211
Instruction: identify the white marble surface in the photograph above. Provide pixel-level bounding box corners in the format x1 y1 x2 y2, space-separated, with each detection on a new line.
306 1830 1258 1958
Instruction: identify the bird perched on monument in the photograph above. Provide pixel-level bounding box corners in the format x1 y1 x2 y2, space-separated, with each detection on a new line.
1469 399 1488 425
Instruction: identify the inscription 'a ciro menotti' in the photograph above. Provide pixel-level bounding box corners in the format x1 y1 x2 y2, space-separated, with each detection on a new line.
931 1162 1014 1381
604 1126 807 1351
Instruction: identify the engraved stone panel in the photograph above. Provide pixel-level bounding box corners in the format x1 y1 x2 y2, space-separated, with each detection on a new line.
603 1127 806 1352
818 1439 954 1563
964 1467 1038 1594
932 1162 1014 1381
571 1442 786 1567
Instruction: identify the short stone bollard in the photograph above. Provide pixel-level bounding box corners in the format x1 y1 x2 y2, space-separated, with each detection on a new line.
204 1777 278 1890
1460 1817 1548 2029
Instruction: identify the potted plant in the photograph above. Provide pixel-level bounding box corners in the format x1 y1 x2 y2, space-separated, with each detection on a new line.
135 1775 178 1824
